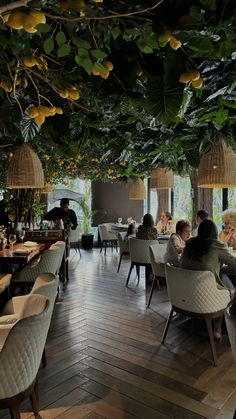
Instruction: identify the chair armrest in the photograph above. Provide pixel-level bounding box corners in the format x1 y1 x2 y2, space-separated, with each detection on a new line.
0 323 15 351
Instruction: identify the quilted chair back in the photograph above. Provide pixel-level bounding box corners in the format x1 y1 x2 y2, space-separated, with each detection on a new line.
16 246 61 283
0 295 50 399
129 238 157 264
69 228 80 244
50 241 66 271
31 273 57 310
225 308 236 364
117 232 129 253
165 265 231 314
98 224 117 241
149 244 166 278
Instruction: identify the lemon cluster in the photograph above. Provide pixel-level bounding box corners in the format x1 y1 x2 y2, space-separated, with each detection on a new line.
179 70 203 89
23 55 47 70
159 31 182 50
92 61 113 79
0 80 12 93
6 10 46 33
28 105 63 126
58 87 80 100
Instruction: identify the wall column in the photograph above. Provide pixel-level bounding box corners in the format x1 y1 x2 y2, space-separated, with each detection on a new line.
156 189 170 223
190 169 213 226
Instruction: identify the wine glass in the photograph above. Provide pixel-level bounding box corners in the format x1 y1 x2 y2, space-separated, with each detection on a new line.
9 234 16 250
19 230 25 244
118 217 122 225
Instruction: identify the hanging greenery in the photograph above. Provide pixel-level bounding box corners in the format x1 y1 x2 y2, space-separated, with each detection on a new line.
0 0 235 182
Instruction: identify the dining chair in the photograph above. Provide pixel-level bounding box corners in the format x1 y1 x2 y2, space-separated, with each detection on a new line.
1 273 57 367
69 227 81 256
147 243 167 308
98 224 118 255
0 295 52 418
225 307 236 418
126 238 157 287
162 265 231 366
117 232 129 272
11 246 61 294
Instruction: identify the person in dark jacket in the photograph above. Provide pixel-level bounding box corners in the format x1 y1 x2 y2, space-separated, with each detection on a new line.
44 198 78 230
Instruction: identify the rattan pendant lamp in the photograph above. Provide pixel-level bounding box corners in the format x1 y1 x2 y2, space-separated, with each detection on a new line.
129 179 146 200
7 143 44 189
150 168 174 189
198 139 236 188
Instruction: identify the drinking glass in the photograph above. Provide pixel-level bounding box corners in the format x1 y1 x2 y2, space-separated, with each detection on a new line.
19 230 25 244
118 218 122 224
9 234 16 249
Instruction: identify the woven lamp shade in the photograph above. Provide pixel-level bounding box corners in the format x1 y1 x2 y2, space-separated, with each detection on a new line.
129 179 146 200
198 140 236 188
151 168 174 189
7 143 44 189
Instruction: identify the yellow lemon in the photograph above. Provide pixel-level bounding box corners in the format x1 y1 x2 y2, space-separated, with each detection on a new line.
159 31 172 42
7 12 25 29
103 61 113 71
189 70 201 81
55 107 63 114
100 70 109 79
92 66 100 76
34 114 45 125
68 90 80 100
28 106 39 118
47 106 57 116
23 56 38 67
58 90 68 98
179 72 192 83
192 78 203 89
23 23 37 33
37 105 51 117
25 11 46 27
169 36 182 50
0 81 12 92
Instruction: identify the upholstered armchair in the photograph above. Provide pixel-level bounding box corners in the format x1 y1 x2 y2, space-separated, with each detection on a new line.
0 295 51 418
117 232 129 272
147 243 167 308
11 246 61 294
126 238 157 287
162 265 231 366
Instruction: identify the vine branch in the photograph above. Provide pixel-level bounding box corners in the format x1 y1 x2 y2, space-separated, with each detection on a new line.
0 0 29 14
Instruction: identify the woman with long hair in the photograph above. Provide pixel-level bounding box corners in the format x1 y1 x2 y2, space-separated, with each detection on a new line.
156 211 175 235
137 213 158 240
181 218 236 340
164 219 191 266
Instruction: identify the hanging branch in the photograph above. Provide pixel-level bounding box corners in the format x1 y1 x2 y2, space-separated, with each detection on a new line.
0 0 29 14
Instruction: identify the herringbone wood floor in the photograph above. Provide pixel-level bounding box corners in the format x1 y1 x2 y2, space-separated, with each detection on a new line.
1 248 236 418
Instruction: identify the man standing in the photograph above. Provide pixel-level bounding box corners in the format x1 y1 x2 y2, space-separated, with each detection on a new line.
44 198 78 230
192 209 209 237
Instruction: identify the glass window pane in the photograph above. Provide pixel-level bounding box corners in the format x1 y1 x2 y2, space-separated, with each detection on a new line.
173 176 192 221
212 188 222 230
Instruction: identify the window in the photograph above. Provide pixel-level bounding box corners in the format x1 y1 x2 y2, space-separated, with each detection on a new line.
173 175 192 221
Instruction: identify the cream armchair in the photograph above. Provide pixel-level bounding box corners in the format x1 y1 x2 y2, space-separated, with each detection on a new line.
126 238 157 287
11 246 61 294
225 308 236 418
1 273 57 367
117 232 129 272
98 224 118 255
147 243 167 308
162 265 231 366
0 295 51 417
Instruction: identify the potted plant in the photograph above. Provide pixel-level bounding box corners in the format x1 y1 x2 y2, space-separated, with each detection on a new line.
78 187 94 250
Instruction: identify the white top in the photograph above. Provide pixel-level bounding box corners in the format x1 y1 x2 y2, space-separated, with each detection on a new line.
156 220 175 235
164 233 185 266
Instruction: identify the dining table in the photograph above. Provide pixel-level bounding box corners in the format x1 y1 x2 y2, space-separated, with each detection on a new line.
0 243 45 271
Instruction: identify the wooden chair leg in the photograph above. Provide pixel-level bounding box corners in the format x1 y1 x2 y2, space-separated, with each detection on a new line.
126 263 134 287
104 241 107 255
41 347 47 368
161 308 174 343
100 241 103 253
10 404 21 419
117 253 123 272
147 276 157 308
233 408 236 419
30 379 39 414
205 317 217 367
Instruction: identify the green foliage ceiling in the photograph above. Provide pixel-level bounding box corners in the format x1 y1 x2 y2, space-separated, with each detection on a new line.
0 0 236 185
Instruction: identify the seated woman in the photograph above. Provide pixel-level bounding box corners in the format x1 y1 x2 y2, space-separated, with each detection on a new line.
124 224 136 241
137 213 158 240
164 220 191 266
181 219 236 340
156 211 175 235
137 213 158 281
219 209 236 247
